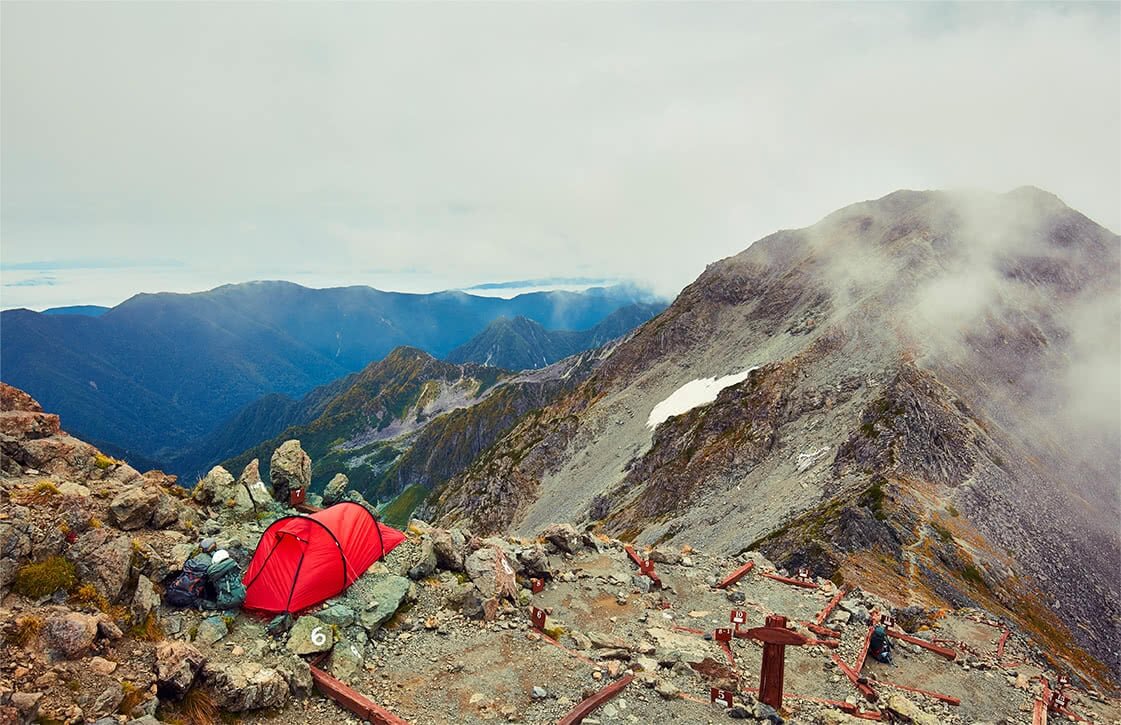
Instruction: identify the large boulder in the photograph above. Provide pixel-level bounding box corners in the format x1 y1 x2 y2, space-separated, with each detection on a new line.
155 641 206 700
357 574 411 632
193 465 259 520
465 546 517 599
322 473 348 506
645 627 713 666
515 543 550 578
236 459 272 511
131 575 160 623
408 537 437 580
192 466 236 507
67 529 132 601
285 615 333 655
430 528 467 571
270 440 310 504
44 612 100 658
328 636 364 683
108 485 160 530
202 660 289 711
540 523 582 554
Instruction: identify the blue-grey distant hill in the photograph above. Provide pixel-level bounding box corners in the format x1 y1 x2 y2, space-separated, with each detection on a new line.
41 305 110 317
445 302 664 370
0 280 659 467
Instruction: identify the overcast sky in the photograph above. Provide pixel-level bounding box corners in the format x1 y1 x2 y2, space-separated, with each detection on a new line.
2 2 1119 310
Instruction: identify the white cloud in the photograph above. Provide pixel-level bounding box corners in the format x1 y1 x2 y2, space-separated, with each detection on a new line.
1 3 1118 309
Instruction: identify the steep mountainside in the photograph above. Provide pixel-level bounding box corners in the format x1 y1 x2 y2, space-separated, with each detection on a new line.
221 344 613 522
165 371 360 484
432 188 1121 686
445 302 664 370
0 282 653 462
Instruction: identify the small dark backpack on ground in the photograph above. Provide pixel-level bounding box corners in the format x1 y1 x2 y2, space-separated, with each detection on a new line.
165 557 211 608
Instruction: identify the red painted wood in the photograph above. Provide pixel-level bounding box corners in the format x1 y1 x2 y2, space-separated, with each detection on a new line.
996 628 1010 657
718 639 736 666
815 587 847 624
716 560 755 589
886 629 958 660
623 545 662 588
671 624 707 636
309 665 410 725
806 622 842 639
831 653 878 702
1034 697 1049 725
760 571 819 589
557 674 634 725
743 626 810 646
855 625 875 674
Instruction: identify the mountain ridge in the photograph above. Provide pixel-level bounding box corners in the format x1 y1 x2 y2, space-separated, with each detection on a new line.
428 187 1121 685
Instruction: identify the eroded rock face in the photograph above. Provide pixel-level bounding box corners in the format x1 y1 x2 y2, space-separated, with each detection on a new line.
464 546 517 599
430 528 467 571
269 440 310 503
67 529 132 601
131 575 160 623
408 537 437 580
357 574 411 632
540 523 582 554
202 660 289 712
322 473 348 506
44 612 100 658
1 383 43 412
192 466 236 507
155 641 205 700
108 486 160 530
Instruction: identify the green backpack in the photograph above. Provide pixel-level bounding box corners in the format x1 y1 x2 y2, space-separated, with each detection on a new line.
204 557 247 611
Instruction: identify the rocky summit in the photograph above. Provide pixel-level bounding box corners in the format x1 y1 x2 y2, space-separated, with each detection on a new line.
431 188 1121 691
1 381 1120 724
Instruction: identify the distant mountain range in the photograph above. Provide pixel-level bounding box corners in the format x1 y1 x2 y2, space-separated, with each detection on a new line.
0 281 660 467
445 302 664 370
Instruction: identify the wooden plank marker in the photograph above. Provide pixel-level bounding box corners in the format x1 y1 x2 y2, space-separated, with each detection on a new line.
716 560 755 589
558 674 634 725
309 664 410 725
742 614 809 710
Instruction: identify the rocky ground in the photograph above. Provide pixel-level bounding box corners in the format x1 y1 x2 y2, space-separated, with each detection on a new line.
2 382 1120 724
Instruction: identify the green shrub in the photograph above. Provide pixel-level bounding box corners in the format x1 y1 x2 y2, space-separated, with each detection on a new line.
14 556 76 598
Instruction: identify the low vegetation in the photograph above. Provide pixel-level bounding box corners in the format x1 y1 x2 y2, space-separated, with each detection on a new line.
5 614 44 647
14 555 77 598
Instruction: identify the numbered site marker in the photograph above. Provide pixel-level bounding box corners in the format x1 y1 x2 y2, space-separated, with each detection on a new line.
529 607 547 631
531 578 545 594
730 610 748 625
710 688 735 708
714 627 733 643
310 626 327 647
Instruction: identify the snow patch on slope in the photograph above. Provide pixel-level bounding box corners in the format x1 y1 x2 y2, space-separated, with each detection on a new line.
647 367 759 429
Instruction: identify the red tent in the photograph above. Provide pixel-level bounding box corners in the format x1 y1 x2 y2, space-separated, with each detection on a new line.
242 502 406 614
